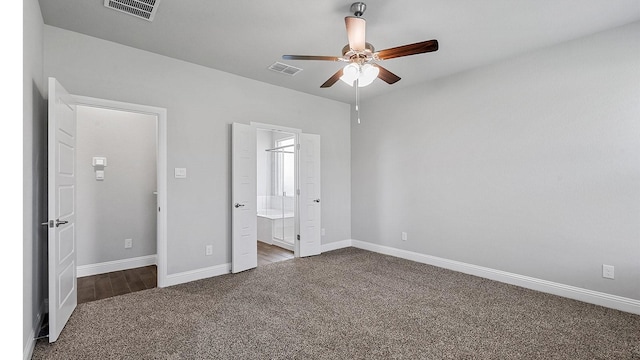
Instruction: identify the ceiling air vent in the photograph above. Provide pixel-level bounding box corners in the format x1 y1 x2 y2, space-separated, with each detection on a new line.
268 62 303 76
104 0 162 22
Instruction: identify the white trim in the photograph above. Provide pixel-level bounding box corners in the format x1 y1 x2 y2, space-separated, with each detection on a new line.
250 122 302 134
71 95 168 288
272 239 294 251
321 239 353 253
24 326 36 360
164 263 231 287
77 255 157 278
350 240 640 315
23 301 47 360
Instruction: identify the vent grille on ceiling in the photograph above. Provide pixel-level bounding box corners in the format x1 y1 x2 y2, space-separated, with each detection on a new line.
268 62 303 76
104 0 162 21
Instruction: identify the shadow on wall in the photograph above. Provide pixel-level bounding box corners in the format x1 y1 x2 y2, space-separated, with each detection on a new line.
30 79 49 321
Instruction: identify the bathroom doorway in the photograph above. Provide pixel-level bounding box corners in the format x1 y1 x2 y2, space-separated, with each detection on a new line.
256 126 297 266
231 121 321 273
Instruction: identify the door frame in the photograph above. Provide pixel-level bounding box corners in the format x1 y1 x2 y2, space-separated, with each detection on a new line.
73 95 168 287
251 122 301 258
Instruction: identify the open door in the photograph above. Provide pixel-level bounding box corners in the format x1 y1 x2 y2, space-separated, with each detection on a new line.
231 123 257 273
298 133 321 257
47 78 78 342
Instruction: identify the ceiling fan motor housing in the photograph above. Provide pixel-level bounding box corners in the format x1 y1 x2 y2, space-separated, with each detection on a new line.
350 2 366 17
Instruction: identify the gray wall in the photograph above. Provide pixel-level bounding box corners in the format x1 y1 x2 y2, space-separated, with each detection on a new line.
44 25 351 274
352 21 640 301
23 0 47 353
76 106 157 266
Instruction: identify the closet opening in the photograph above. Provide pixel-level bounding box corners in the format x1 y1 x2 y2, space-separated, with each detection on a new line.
75 105 158 303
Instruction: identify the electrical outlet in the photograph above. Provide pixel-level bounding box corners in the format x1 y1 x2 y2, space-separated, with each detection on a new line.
205 245 213 256
602 264 614 279
401 232 407 241
124 238 133 249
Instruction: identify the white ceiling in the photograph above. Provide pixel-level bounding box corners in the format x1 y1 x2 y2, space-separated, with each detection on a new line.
39 0 640 104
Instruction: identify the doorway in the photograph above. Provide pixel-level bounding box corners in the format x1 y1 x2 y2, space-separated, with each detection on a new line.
231 122 321 274
46 78 168 342
73 95 168 288
74 105 158 303
256 127 297 266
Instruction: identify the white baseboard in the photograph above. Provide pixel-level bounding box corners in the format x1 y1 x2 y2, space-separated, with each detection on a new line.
272 239 294 251
24 301 47 360
350 240 640 315
77 255 157 277
24 326 36 360
161 239 350 288
321 239 353 253
164 263 231 287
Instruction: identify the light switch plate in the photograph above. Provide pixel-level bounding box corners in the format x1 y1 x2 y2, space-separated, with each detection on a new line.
174 168 187 179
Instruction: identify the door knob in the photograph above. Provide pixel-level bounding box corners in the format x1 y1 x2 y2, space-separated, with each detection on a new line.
55 219 69 227
313 199 320 203
234 203 245 208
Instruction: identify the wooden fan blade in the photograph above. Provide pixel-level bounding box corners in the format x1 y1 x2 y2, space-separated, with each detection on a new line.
320 68 344 88
376 40 438 60
345 16 366 51
282 55 341 61
375 65 401 84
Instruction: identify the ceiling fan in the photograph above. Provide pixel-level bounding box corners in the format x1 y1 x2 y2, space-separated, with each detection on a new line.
282 2 439 89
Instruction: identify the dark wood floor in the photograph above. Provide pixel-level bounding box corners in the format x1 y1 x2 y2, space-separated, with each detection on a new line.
258 242 294 266
77 265 157 304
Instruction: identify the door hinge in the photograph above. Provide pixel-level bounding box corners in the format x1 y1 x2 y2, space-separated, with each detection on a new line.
297 144 300 150
296 189 300 196
297 234 300 241
158 207 161 212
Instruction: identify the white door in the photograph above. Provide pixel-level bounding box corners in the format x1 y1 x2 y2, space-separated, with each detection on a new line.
47 78 77 342
231 123 257 273
298 133 321 257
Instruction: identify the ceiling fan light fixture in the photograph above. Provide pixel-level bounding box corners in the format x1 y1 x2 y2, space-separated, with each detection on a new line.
281 1 439 92
339 63 379 87
358 64 379 87
340 63 360 85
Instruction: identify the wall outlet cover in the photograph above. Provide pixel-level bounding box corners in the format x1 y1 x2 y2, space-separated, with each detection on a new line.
125 238 133 249
205 245 213 256
602 264 614 279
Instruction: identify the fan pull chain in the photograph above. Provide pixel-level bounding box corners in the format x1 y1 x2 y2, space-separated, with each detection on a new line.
355 78 360 124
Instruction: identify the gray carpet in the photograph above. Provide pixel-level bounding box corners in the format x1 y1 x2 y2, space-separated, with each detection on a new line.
33 248 640 359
